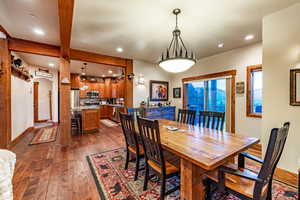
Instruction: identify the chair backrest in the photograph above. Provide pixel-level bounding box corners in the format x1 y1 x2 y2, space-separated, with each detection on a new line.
254 122 290 198
137 116 165 172
119 112 139 150
199 111 225 130
127 108 146 119
177 109 196 125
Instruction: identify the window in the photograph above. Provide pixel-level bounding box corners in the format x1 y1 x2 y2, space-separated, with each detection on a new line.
184 78 227 126
247 65 262 118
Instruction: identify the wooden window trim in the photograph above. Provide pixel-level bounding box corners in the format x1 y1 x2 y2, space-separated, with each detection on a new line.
246 65 262 118
182 70 236 133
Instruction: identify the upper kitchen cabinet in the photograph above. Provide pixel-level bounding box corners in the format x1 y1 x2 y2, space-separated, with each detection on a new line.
71 74 80 89
104 78 112 98
117 79 125 98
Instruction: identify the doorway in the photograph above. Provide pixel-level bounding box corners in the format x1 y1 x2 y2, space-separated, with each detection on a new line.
33 78 53 124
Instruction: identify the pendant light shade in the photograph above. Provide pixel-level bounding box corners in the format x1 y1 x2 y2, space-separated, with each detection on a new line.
158 9 196 73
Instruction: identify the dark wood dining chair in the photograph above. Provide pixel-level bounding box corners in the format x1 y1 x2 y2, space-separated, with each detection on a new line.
119 112 144 181
204 122 290 200
177 109 196 125
127 107 146 119
238 122 290 200
137 116 180 200
199 111 225 130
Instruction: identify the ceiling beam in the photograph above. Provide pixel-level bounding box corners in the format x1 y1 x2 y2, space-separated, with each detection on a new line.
58 0 74 58
8 37 60 57
7 37 128 67
70 49 127 67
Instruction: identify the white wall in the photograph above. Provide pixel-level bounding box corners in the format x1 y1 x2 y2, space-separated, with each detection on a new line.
35 78 52 121
11 76 34 140
133 60 172 107
262 3 300 173
170 43 262 139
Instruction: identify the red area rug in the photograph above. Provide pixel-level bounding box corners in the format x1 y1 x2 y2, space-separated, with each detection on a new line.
87 148 298 200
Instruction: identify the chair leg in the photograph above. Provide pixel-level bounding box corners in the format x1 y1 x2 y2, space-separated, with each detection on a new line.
266 179 272 200
134 154 140 181
143 164 149 191
160 175 166 200
125 150 129 170
204 179 212 200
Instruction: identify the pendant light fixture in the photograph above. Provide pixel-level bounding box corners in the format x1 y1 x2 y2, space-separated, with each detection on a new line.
80 63 89 90
159 9 196 73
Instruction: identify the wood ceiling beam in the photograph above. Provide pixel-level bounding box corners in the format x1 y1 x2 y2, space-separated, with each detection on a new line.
8 37 60 57
70 49 127 67
7 37 128 67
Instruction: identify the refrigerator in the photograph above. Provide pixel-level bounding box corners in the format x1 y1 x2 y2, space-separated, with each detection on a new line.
71 90 80 109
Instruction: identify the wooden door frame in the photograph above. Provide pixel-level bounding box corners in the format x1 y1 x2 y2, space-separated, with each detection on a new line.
182 70 236 133
33 82 39 122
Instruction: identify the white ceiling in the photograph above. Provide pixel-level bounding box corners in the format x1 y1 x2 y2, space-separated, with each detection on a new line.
71 0 299 62
1 0 299 63
15 52 123 77
0 0 60 45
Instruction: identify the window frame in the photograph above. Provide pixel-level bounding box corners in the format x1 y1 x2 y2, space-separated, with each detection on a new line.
246 65 262 118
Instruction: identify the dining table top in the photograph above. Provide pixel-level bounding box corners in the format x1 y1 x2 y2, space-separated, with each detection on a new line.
155 119 260 171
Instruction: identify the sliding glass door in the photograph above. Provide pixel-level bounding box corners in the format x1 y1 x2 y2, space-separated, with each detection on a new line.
184 78 227 128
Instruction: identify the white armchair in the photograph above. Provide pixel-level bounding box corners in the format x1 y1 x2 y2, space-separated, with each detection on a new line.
0 150 16 200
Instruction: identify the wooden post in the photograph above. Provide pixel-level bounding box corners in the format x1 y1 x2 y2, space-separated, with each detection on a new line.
0 36 11 148
59 57 71 146
125 59 133 108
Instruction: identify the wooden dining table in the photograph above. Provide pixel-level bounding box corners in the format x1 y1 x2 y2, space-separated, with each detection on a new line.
155 119 260 200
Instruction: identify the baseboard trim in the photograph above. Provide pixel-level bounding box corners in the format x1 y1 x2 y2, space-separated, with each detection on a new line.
274 167 298 187
35 120 49 123
9 126 34 149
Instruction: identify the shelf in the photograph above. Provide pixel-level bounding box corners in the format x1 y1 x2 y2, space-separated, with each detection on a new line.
11 66 31 82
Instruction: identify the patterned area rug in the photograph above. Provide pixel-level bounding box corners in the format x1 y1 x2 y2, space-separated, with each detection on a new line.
100 119 119 127
87 149 298 200
29 126 57 145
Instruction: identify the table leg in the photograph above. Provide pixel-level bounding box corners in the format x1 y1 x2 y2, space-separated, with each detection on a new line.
180 158 207 200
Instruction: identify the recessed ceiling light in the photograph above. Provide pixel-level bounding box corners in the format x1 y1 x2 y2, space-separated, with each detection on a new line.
218 43 224 48
33 28 45 36
113 74 117 77
245 34 254 41
102 75 105 77
108 70 113 74
48 63 54 67
116 47 123 52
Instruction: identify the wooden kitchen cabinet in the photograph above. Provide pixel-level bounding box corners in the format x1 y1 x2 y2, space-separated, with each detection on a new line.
99 83 105 98
117 79 125 98
81 109 100 132
111 81 118 98
104 78 111 98
71 74 80 89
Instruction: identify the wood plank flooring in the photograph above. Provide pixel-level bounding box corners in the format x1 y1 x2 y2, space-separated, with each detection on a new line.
11 125 124 200
11 124 298 200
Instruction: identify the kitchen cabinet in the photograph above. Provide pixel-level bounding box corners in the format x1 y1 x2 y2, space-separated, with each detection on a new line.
104 78 112 98
71 74 80 89
78 78 124 99
111 81 118 98
117 79 125 98
81 109 100 132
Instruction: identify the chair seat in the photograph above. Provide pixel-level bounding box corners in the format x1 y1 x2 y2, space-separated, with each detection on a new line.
147 159 179 175
128 145 144 155
206 163 268 199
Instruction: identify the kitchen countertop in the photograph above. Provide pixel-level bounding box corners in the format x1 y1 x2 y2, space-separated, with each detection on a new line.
72 104 124 111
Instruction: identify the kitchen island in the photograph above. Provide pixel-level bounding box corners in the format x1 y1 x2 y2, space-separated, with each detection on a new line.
72 104 124 133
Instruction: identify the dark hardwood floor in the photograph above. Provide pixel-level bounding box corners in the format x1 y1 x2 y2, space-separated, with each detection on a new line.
11 124 297 200
11 125 124 200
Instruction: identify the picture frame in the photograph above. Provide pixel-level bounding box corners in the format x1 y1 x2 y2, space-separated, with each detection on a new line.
290 69 300 106
236 81 245 94
173 88 181 98
149 80 169 101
